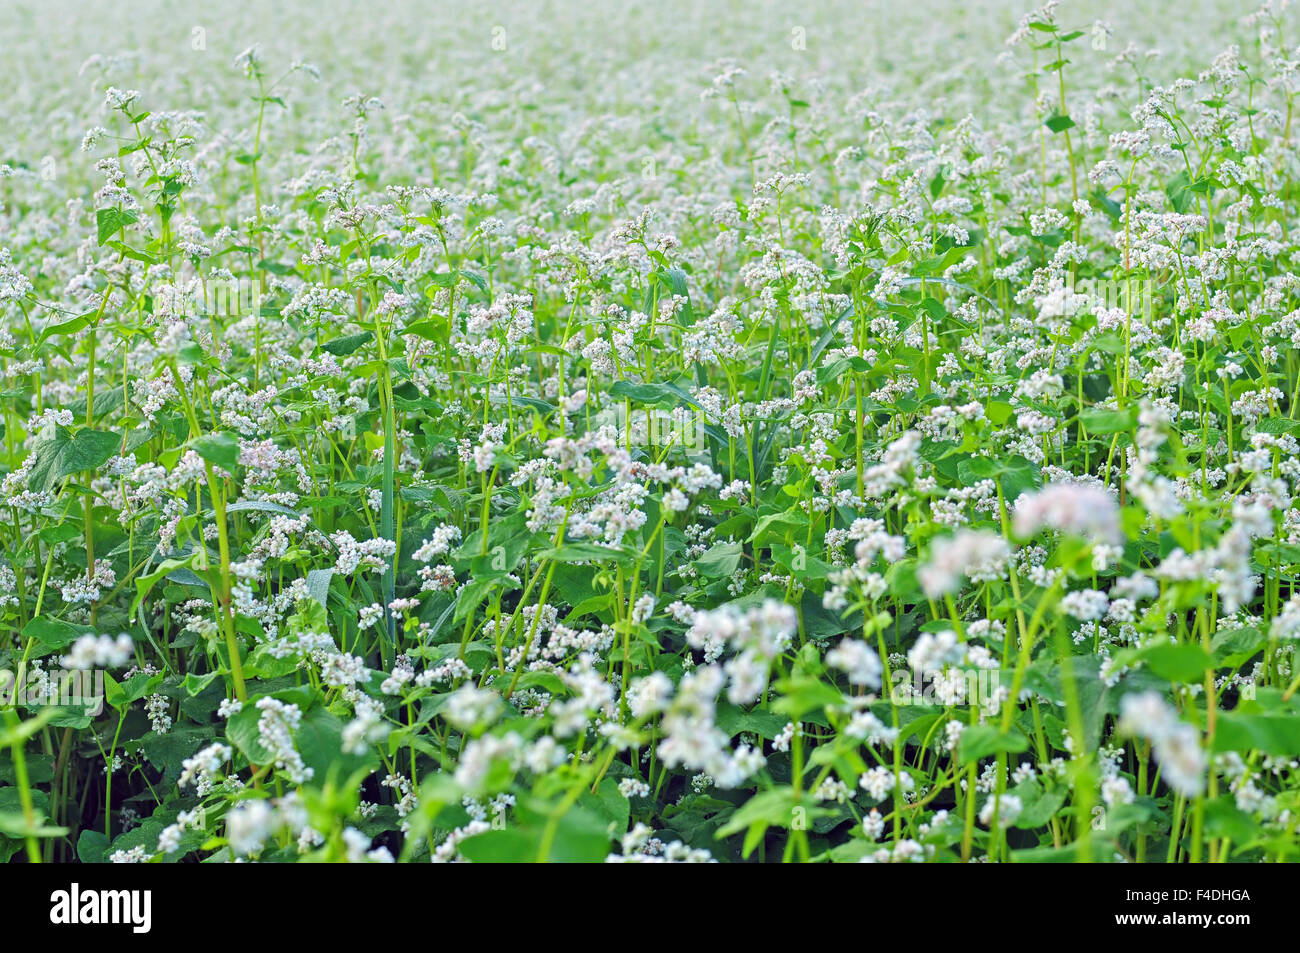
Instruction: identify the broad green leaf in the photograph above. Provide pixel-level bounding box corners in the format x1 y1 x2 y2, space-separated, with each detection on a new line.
27 426 120 491
189 431 241 471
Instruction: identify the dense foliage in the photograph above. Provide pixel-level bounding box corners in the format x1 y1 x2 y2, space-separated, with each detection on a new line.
2 0 1300 863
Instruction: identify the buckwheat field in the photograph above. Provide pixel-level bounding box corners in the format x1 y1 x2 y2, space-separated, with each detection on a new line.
2 0 1300 865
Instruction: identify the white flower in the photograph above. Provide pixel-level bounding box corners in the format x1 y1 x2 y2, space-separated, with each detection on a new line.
826 638 883 689
60 633 134 669
1118 691 1205 797
918 530 1010 598
1014 483 1122 545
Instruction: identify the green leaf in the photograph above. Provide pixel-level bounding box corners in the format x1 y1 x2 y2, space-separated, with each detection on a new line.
190 431 241 471
322 330 374 356
77 829 110 863
295 706 377 780
226 703 273 764
748 511 806 545
1201 796 1256 844
459 804 612 862
226 499 302 518
715 703 792 740
1253 417 1300 436
182 672 220 696
986 400 1013 426
0 709 59 746
1079 406 1137 434
1140 643 1213 684
103 669 160 712
608 379 696 409
1010 778 1068 829
96 207 139 245
955 454 1040 501
579 776 631 836
1166 171 1194 214
1212 626 1264 667
715 788 831 858
456 828 538 862
106 240 157 265
36 312 93 347
959 725 1029 764
1213 710 1300 756
141 725 212 777
27 425 120 491
21 616 96 651
770 676 842 719
538 543 634 565
306 568 333 610
132 554 201 617
694 540 743 578
0 813 67 838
